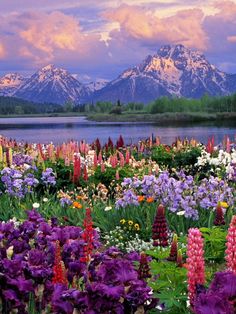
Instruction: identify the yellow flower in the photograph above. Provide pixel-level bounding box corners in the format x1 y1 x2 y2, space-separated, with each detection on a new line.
120 219 126 224
134 223 140 231
128 220 133 226
219 201 229 208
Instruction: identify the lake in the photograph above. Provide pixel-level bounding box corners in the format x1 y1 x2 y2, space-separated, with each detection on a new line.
0 116 235 145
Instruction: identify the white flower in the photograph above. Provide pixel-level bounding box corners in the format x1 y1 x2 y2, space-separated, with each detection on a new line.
32 202 40 209
104 206 112 211
43 198 48 202
177 211 185 216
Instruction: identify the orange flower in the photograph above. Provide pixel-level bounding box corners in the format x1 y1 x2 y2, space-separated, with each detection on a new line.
77 195 83 200
138 195 145 202
72 201 82 209
146 197 154 203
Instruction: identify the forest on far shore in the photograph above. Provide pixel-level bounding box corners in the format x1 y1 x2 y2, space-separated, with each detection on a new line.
0 93 236 115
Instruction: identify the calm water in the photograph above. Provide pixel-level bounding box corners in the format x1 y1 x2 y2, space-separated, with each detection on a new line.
0 116 235 145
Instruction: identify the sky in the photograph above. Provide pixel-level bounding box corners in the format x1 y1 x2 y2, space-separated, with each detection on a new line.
0 0 236 81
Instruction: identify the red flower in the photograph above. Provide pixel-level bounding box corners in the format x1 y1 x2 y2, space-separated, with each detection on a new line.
72 156 81 184
214 204 225 226
138 252 151 280
52 241 68 286
80 208 94 264
152 204 169 247
167 234 178 261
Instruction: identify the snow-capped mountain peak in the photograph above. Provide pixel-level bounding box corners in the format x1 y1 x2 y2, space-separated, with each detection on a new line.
14 65 91 104
93 44 236 103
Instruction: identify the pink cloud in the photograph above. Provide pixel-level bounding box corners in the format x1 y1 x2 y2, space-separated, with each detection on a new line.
213 1 236 21
104 4 208 50
19 11 82 56
0 10 111 76
227 35 236 43
202 0 236 71
0 43 6 59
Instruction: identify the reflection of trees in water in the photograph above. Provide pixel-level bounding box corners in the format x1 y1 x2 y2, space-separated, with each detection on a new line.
64 123 73 128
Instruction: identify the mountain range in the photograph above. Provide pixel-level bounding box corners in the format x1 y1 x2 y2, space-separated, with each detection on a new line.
0 44 236 104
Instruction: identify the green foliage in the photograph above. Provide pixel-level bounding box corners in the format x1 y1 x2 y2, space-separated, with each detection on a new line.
110 106 122 114
92 202 157 241
173 147 202 170
200 227 227 262
151 145 174 167
147 93 236 114
151 145 201 173
93 165 133 188
148 256 188 313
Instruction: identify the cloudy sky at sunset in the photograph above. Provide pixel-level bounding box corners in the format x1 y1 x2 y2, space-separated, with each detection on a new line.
0 0 236 81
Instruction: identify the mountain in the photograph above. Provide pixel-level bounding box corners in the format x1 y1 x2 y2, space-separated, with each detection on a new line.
2 45 236 104
85 79 108 92
0 73 27 96
92 44 236 103
14 64 91 104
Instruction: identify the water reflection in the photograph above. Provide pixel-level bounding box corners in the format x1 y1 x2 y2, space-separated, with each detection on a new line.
0 116 235 144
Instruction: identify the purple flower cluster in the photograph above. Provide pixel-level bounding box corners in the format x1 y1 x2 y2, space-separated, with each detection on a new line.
115 189 139 208
194 271 236 314
116 171 235 220
0 212 156 313
60 197 73 207
41 168 56 186
1 167 39 198
12 153 34 167
53 247 157 314
196 176 233 209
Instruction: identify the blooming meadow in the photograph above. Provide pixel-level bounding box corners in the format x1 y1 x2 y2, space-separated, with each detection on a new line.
0 134 236 313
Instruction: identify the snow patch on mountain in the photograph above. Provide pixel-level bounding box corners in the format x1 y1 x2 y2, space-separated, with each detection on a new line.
0 73 27 96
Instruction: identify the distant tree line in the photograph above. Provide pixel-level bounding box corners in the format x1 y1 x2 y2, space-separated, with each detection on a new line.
78 93 236 114
146 94 236 114
0 96 63 114
0 93 236 115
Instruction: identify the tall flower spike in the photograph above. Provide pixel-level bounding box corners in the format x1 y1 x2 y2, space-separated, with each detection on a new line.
152 204 169 247
177 249 183 267
213 204 225 226
186 228 205 307
83 166 88 182
225 215 236 274
73 156 81 184
138 252 151 280
167 234 178 261
52 241 68 286
80 208 94 264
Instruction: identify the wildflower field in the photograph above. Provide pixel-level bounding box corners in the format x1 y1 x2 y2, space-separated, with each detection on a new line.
0 134 236 313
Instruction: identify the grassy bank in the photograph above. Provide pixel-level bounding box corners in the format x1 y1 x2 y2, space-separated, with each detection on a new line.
0 112 86 118
87 111 236 123
0 111 235 124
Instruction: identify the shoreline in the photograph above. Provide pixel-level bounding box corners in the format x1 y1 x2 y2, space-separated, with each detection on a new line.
0 112 235 125
87 112 236 124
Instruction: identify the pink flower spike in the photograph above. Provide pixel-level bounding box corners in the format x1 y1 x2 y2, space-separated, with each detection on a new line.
186 228 205 307
226 215 236 274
